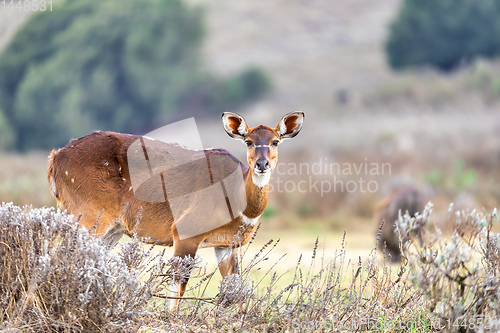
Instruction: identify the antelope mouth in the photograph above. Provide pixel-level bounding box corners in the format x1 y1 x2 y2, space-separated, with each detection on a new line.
251 168 271 187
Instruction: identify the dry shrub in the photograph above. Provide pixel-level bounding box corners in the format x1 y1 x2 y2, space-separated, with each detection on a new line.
0 203 165 332
0 202 433 332
401 203 500 332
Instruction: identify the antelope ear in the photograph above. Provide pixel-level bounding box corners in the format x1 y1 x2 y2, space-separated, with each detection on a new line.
222 112 249 140
276 111 304 140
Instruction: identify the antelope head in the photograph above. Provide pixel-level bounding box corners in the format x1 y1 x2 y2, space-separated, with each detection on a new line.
222 111 304 187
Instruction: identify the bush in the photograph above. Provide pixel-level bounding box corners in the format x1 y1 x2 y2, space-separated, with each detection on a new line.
0 203 430 331
386 0 500 71
400 203 500 331
0 0 271 151
0 203 164 332
6 201 500 331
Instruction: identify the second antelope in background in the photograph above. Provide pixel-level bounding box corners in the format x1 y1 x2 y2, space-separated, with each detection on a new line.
376 187 424 262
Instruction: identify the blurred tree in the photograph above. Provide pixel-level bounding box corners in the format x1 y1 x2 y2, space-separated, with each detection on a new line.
0 0 270 151
386 0 500 71
0 108 14 149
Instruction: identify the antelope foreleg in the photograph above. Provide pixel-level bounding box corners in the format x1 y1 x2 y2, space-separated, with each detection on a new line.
214 246 239 277
169 241 200 312
101 219 127 250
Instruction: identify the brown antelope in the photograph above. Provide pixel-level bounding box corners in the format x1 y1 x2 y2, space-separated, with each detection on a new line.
376 187 424 263
48 111 304 309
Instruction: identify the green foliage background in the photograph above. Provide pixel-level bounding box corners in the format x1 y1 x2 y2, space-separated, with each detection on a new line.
0 0 271 151
386 0 500 71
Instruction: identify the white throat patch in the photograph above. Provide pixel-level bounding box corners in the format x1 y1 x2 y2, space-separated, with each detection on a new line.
252 171 271 187
239 212 261 226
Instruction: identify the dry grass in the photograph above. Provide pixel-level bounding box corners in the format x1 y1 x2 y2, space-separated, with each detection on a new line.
363 59 500 110
185 0 400 118
2 201 500 332
0 203 432 332
0 152 53 208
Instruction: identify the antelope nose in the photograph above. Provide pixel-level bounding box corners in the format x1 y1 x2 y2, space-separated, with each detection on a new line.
256 159 270 172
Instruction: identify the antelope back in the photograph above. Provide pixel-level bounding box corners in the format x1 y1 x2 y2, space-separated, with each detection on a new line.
48 131 247 245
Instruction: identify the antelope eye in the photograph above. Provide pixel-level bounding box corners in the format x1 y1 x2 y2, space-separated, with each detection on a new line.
271 140 279 146
245 140 253 147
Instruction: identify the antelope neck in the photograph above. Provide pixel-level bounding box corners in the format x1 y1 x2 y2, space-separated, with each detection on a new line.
242 169 269 218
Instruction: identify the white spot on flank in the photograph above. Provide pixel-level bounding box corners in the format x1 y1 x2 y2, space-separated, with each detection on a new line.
104 161 109 166
239 213 261 226
71 178 74 183
129 186 133 191
122 178 126 182
252 171 271 187
65 171 68 176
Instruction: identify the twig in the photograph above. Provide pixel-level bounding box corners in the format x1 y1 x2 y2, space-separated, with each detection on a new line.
152 294 217 304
